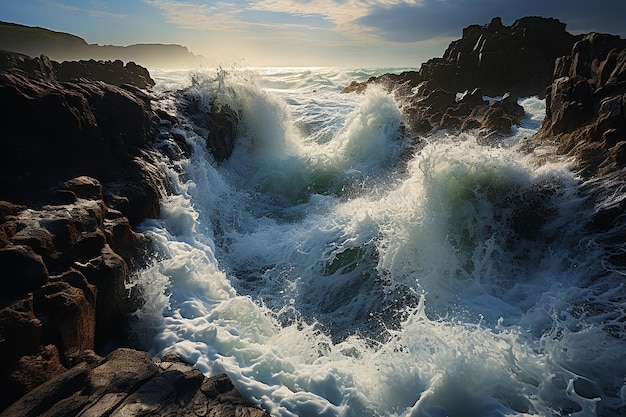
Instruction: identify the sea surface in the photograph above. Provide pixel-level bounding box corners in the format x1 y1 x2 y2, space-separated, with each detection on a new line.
132 67 626 417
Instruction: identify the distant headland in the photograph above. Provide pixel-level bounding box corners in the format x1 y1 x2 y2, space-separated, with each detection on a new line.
0 21 205 69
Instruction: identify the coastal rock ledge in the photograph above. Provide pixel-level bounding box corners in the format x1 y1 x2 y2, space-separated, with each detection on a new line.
0 50 268 416
0 348 267 417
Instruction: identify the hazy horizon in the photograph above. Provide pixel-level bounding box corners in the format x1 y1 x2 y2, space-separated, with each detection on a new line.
2 1 626 68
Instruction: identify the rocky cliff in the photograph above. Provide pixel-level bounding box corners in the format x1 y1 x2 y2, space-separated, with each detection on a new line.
0 21 204 69
0 50 266 416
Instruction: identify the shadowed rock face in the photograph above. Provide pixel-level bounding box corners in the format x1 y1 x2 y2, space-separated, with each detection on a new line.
343 16 576 99
0 176 151 409
528 32 626 248
0 50 269 416
533 32 626 178
430 16 576 98
0 51 161 222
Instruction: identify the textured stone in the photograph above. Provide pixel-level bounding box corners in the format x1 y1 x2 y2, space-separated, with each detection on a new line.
0 349 270 417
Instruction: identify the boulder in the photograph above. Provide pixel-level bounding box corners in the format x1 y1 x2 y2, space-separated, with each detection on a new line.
206 104 239 162
174 89 240 162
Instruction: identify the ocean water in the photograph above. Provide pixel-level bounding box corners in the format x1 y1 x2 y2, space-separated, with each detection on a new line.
133 67 626 417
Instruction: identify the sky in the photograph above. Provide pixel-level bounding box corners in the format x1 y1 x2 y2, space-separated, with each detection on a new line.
1 0 625 67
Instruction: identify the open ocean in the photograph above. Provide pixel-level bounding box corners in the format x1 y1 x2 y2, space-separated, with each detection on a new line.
131 67 626 417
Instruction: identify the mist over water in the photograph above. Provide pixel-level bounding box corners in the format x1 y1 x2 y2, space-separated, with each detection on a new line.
134 67 626 417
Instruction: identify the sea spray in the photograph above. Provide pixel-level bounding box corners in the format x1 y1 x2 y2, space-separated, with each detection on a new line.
134 68 626 417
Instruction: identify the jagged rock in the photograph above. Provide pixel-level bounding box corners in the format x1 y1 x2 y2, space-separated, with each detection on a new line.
0 49 269 416
0 50 56 80
343 17 564 140
341 71 423 94
431 16 576 97
345 17 576 99
0 182 149 408
0 348 270 417
0 49 154 88
174 89 240 162
54 58 154 88
533 33 626 177
0 50 161 406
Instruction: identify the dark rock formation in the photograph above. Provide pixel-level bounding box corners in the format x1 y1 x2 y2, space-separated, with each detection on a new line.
0 49 267 416
425 16 576 98
173 89 240 162
54 59 155 88
525 32 626 247
344 16 576 99
404 84 526 139
0 49 154 88
343 17 577 140
0 176 150 408
0 51 161 220
0 348 269 417
532 32 626 178
205 104 239 162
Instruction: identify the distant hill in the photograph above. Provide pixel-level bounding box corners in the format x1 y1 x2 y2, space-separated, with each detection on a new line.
0 21 205 68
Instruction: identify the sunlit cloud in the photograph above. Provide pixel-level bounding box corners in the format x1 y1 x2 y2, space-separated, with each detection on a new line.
142 0 437 41
142 0 242 30
51 1 127 18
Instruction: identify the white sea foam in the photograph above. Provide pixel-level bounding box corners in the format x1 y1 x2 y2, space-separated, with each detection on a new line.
135 68 626 417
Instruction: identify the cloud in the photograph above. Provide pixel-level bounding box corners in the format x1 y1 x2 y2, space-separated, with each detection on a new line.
142 0 626 67
142 0 243 30
143 0 399 39
51 1 127 19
